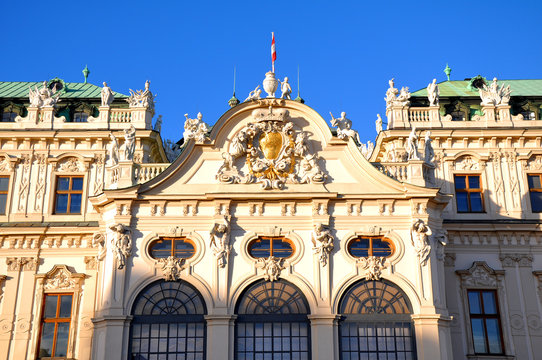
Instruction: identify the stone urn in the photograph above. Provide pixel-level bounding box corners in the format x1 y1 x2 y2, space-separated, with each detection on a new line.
263 72 279 98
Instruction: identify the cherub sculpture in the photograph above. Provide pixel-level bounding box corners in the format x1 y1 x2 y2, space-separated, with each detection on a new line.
245 85 262 101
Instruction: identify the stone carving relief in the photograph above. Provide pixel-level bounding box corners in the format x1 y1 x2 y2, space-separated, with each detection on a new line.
311 223 334 267
34 154 47 211
29 81 61 108
479 78 512 106
457 262 503 287
358 256 386 280
17 154 31 212
245 85 262 101
217 106 326 189
183 112 209 144
101 82 115 107
108 224 132 270
123 125 136 161
385 78 411 108
433 229 448 261
56 157 84 172
454 155 480 171
427 79 439 106
210 216 231 268
92 232 107 261
157 256 185 281
411 219 431 266
257 256 285 282
424 131 434 164
43 265 79 290
6 257 38 271
127 80 155 113
0 155 13 172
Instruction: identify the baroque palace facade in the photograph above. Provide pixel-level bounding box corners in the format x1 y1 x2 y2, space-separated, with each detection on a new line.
0 71 540 360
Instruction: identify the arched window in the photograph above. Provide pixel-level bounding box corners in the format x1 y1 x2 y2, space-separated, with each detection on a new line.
235 280 310 359
129 280 207 360
339 280 417 359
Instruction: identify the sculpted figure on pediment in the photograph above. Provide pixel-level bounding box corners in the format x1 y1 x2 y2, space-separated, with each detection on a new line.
217 106 327 189
127 80 155 112
330 111 362 145
479 77 512 106
183 112 209 144
29 81 61 108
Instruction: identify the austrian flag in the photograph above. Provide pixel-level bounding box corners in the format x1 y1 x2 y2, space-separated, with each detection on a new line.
271 32 276 73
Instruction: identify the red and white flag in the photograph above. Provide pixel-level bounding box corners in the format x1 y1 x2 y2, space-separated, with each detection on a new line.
271 32 276 73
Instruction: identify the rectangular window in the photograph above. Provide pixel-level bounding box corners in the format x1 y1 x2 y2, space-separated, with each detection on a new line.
38 294 73 359
73 112 88 123
528 174 542 212
467 290 503 355
0 176 8 215
455 175 484 212
54 176 83 214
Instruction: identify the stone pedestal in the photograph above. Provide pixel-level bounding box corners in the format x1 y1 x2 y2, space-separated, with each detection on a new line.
91 315 132 360
412 314 453 360
387 105 409 129
428 106 442 127
482 105 496 125
407 160 435 187
106 161 136 189
308 315 340 360
204 315 237 359
130 107 153 130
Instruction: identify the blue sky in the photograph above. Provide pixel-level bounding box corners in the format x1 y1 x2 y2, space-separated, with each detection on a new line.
3 0 542 143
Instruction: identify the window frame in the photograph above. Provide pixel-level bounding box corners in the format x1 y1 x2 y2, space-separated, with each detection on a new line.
347 236 394 258
53 175 84 215
0 174 11 216
466 289 505 355
36 293 73 359
454 174 485 213
247 236 295 259
527 173 542 213
148 237 197 260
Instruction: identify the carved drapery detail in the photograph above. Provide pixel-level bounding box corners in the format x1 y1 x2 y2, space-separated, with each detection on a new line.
257 256 285 282
108 224 132 270
411 219 431 266
311 223 334 267
210 216 231 268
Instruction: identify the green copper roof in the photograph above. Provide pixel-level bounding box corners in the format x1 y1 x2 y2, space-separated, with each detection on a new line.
0 81 128 99
412 79 542 98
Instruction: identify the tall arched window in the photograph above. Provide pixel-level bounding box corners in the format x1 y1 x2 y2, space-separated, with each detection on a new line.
235 280 310 359
339 280 417 359
129 280 207 360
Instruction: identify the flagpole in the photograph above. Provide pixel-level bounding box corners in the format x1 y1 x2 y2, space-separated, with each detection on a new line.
271 32 275 73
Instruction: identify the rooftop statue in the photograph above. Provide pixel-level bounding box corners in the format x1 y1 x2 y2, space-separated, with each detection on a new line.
279 77 292 100
164 139 181 162
127 80 155 112
424 131 435 164
101 82 115 107
183 112 209 144
405 126 419 160
479 77 512 106
153 115 162 132
384 78 399 108
375 114 383 133
360 141 374 160
245 85 262 101
29 81 61 108
330 111 362 145
427 78 439 106
108 133 119 166
123 125 136 161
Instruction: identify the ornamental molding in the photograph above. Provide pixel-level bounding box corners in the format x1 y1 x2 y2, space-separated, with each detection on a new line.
456 261 504 288
35 264 85 291
0 153 18 173
157 256 185 281
357 256 386 280
50 153 93 172
6 257 38 271
256 256 285 282
217 105 326 189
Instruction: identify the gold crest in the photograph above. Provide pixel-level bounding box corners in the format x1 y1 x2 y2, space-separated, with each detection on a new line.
259 132 283 160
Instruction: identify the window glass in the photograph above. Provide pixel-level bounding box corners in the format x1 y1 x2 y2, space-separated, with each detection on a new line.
59 295 73 318
149 238 195 259
528 175 541 188
1 112 17 122
54 176 83 214
247 237 294 259
467 290 503 355
57 177 70 191
0 177 9 191
482 291 497 314
72 177 84 190
0 176 8 215
455 174 484 213
73 112 88 122
348 237 393 258
468 176 480 188
528 175 542 212
38 294 73 359
468 292 481 314
471 318 487 353
454 175 466 189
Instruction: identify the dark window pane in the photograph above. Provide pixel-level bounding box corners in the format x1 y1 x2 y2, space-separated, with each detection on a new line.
482 292 497 314
150 239 172 259
249 239 271 258
530 192 542 212
0 177 9 191
471 318 487 353
44 295 58 318
54 322 70 357
69 194 82 213
486 319 503 354
470 193 483 212
468 292 481 314
57 177 70 191
272 239 293 258
173 240 195 259
349 238 370 257
71 177 83 190
456 193 469 212
55 194 69 213
455 176 466 189
38 322 55 358
0 194 7 215
371 239 392 257
528 175 541 189
59 295 72 318
468 176 480 189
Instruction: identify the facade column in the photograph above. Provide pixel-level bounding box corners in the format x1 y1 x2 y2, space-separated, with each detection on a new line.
0 261 21 359
91 315 132 360
204 314 237 360
412 314 453 360
516 255 542 356
308 315 340 360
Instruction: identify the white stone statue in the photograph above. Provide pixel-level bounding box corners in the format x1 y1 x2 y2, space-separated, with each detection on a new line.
29 81 60 108
396 87 411 106
101 82 115 107
183 112 209 144
123 125 136 161
411 219 431 266
245 85 262 101
405 127 419 160
157 256 184 281
210 216 231 268
427 79 439 106
424 131 434 164
376 114 383 134
434 229 448 261
279 77 292 100
294 132 308 157
298 154 326 184
257 256 285 282
330 112 362 145
479 77 512 106
92 232 107 261
312 223 334 266
164 139 181 162
109 224 132 269
108 133 119 166
385 78 399 108
358 256 386 280
127 80 155 112
153 115 162 132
